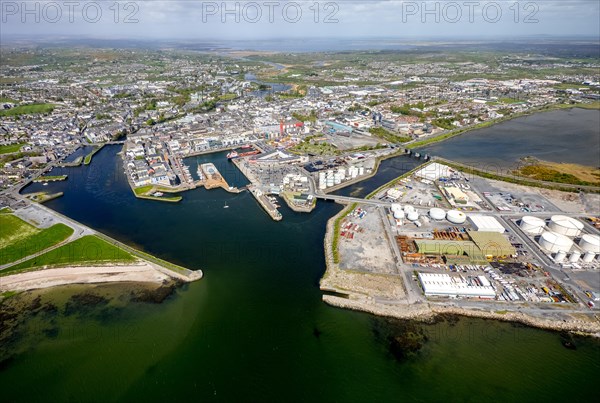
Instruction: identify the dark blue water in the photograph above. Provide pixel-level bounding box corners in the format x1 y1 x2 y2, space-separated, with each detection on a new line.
3 144 598 402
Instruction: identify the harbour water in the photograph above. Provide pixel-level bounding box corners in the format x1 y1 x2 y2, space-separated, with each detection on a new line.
2 144 599 401
417 108 600 168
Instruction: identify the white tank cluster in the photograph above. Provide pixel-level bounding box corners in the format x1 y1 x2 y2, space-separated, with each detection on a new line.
519 216 546 235
391 204 405 220
428 208 446 221
547 215 584 237
539 231 573 253
446 210 466 224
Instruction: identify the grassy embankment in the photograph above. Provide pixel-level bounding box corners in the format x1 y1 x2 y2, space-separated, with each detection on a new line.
0 143 27 154
0 214 74 266
442 160 600 194
83 146 104 165
514 162 600 187
0 103 54 117
368 127 412 144
1 235 136 276
133 185 182 202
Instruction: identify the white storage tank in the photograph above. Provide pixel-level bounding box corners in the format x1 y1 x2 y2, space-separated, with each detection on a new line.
582 251 597 263
393 209 405 220
446 210 466 224
520 216 546 235
547 215 584 237
569 251 581 263
429 208 445 221
539 231 574 253
318 172 327 190
554 251 567 263
407 211 419 221
391 203 402 213
578 234 600 253
404 205 415 213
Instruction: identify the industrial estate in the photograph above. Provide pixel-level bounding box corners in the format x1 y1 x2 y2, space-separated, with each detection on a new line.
1 44 599 336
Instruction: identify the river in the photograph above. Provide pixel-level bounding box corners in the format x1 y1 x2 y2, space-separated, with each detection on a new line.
1 144 599 401
418 108 600 168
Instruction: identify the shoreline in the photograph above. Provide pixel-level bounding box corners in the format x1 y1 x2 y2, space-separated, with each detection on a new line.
0 262 172 293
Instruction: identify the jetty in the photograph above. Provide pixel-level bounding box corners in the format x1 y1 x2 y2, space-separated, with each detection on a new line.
248 185 282 221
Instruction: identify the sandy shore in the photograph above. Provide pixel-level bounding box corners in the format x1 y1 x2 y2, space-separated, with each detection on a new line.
0 263 172 292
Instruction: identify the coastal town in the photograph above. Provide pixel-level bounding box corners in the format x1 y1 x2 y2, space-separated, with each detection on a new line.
1 46 600 337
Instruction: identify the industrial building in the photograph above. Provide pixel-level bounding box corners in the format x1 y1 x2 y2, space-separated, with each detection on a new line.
468 215 506 233
467 231 517 258
413 162 452 181
414 239 487 263
443 186 469 204
418 272 496 298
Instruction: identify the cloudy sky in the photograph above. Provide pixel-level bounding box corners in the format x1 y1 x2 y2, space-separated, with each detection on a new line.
1 0 599 40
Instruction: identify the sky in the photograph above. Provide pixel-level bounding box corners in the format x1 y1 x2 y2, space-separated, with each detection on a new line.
0 0 599 41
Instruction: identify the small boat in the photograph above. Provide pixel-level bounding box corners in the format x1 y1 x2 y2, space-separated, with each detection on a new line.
43 182 48 186
224 202 229 209
227 151 239 159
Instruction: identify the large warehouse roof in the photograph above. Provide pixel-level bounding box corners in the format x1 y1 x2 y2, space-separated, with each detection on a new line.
467 215 505 233
418 272 496 298
413 162 451 181
467 231 516 257
414 240 487 263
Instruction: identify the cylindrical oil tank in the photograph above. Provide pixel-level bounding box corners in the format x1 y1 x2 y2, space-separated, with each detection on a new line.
446 210 466 224
578 234 600 253
582 251 597 263
407 211 419 221
539 231 573 253
404 205 415 213
547 215 584 237
429 208 445 221
520 216 546 234
391 203 402 213
554 251 567 263
393 209 405 220
569 251 581 263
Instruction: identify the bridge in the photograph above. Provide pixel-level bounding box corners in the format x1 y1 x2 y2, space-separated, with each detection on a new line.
312 193 391 206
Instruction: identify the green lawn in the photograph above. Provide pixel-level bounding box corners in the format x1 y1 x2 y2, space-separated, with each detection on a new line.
134 185 153 196
0 214 74 265
0 143 26 154
2 235 136 275
0 103 54 117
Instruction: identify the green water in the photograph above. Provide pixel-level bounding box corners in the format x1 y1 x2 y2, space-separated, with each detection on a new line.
2 145 598 402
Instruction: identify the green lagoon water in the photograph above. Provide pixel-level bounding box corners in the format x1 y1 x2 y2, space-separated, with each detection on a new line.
1 145 598 402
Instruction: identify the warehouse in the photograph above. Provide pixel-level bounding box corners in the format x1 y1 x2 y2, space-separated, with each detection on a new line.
467 215 505 233
418 272 496 298
413 162 451 181
414 239 487 263
467 231 517 258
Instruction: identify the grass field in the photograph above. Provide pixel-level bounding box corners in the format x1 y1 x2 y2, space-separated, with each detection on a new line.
0 214 74 265
514 162 600 186
0 103 54 117
0 143 26 154
2 235 136 275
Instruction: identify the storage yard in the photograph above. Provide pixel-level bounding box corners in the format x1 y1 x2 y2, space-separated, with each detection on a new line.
330 161 600 314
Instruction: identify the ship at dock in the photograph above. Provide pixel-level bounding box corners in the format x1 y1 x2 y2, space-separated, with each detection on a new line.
227 151 239 159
